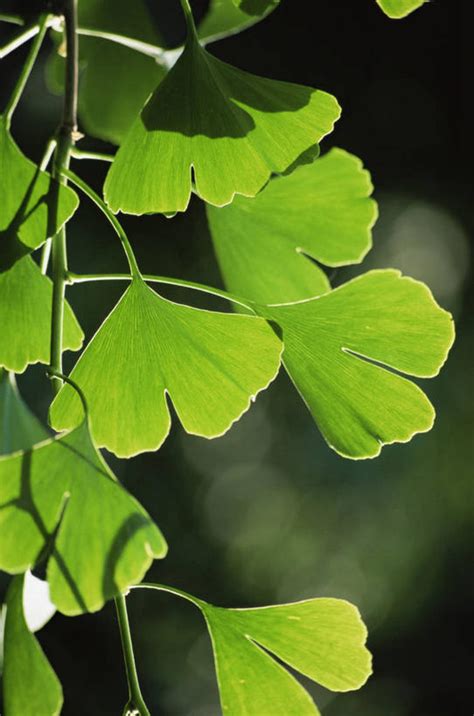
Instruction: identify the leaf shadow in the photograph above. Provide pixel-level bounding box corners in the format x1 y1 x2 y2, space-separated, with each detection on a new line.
0 439 154 614
141 42 314 139
0 164 46 273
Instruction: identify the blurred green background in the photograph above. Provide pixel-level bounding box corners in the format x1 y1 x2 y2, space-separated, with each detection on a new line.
1 1 472 714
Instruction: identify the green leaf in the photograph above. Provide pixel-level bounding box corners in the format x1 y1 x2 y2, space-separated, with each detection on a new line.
0 371 49 455
0 256 84 374
198 0 280 43
0 419 167 615
77 0 168 145
47 0 167 145
0 117 79 271
104 32 340 215
376 0 426 18
208 148 377 303
78 40 166 146
2 575 63 716
49 277 282 457
141 585 371 715
259 270 455 459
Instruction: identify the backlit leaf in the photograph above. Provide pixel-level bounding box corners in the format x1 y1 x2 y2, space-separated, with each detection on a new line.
376 0 426 18
0 371 48 455
0 257 84 373
49 277 282 457
259 270 454 459
0 419 167 615
143 585 371 715
2 575 63 716
104 31 340 215
208 148 377 303
198 0 280 43
0 117 79 271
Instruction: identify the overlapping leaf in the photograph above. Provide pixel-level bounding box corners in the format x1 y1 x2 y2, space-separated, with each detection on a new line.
0 117 79 271
208 148 377 303
376 0 426 18
0 256 83 373
49 277 282 457
2 575 62 716
0 371 48 454
144 585 371 715
0 418 167 615
104 30 340 214
259 270 454 459
198 0 280 43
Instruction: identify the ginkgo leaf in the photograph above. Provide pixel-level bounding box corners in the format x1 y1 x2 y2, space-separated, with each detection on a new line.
49 277 282 457
0 419 167 615
0 116 79 271
376 0 426 19
0 370 49 455
104 30 340 215
259 270 455 459
2 575 63 716
78 39 166 145
139 584 371 715
0 256 84 373
198 0 280 43
208 148 377 303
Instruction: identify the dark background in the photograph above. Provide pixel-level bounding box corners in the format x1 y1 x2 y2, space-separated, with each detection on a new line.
1 1 473 714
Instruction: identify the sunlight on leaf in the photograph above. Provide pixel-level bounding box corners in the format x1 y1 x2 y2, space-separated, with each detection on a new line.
49 277 282 457
259 270 455 459
198 0 280 43
208 148 377 303
104 31 340 215
141 585 371 715
0 419 167 615
0 117 79 271
0 257 83 374
2 575 63 716
376 0 426 18
0 371 48 455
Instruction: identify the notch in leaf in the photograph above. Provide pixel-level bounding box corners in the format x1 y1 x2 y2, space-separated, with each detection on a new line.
104 24 340 215
0 411 167 615
49 277 282 457
376 0 427 19
259 270 455 459
208 148 378 304
0 117 79 271
138 584 372 715
2 575 63 716
0 256 83 374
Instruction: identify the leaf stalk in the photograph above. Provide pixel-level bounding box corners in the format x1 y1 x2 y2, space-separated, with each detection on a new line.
115 594 151 716
2 13 51 124
49 0 79 395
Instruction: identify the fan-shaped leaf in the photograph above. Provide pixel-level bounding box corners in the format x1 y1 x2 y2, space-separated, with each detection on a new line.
104 31 340 215
0 117 79 271
208 148 377 303
49 277 282 457
260 270 454 459
198 0 280 43
141 585 371 715
376 0 426 18
0 256 84 373
0 371 48 455
0 419 167 615
2 575 63 716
